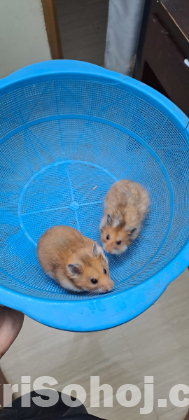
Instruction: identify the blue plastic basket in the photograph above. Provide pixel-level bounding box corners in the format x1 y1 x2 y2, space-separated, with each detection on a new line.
0 60 189 331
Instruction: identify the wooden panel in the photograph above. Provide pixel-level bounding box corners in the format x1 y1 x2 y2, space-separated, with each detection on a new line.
42 0 63 59
154 0 189 59
55 0 108 66
161 0 189 40
140 16 189 115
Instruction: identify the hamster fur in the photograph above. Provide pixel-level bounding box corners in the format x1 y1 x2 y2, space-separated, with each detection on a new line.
37 226 114 293
100 180 149 255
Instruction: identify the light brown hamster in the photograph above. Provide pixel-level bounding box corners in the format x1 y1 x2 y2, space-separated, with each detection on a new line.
37 226 114 293
100 180 149 255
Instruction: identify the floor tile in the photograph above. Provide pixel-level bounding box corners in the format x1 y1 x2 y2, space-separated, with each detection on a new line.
158 405 188 420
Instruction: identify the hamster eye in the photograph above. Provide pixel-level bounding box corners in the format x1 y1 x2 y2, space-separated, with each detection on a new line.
103 268 107 275
117 240 122 245
91 278 98 285
106 235 110 240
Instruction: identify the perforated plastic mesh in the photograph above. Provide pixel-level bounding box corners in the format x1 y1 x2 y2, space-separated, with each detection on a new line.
0 77 189 301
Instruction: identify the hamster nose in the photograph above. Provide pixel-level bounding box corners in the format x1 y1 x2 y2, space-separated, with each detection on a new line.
104 282 114 292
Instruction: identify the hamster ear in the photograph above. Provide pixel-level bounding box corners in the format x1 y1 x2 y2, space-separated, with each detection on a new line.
67 264 81 277
107 214 113 225
128 228 137 235
93 243 99 257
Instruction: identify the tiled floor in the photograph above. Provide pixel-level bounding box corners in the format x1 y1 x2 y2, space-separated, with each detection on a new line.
1 269 189 420
55 0 109 66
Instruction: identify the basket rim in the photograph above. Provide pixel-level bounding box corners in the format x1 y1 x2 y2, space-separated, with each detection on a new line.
0 60 189 331
0 60 188 136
